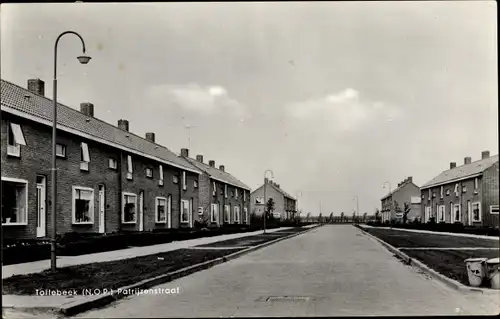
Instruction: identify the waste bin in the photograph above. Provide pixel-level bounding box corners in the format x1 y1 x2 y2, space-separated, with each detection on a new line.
464 257 488 287
486 257 500 289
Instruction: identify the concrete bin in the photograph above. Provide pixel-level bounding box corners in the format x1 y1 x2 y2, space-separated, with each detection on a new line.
486 257 500 289
464 258 488 287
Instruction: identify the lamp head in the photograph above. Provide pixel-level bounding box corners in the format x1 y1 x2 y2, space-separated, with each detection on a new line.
77 55 92 64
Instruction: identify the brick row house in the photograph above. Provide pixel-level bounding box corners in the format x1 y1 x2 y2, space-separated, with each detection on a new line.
380 176 421 222
180 149 251 226
250 179 297 220
420 151 499 228
1 78 250 240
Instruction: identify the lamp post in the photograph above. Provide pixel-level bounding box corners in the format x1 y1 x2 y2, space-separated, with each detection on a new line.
353 195 359 224
263 169 274 234
51 31 91 272
383 181 391 222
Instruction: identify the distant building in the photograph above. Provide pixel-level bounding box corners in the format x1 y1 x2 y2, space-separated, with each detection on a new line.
250 178 296 220
420 151 499 228
380 176 421 222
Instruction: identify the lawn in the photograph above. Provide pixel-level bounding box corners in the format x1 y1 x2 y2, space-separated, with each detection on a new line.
196 232 292 248
364 228 499 248
2 248 243 295
401 249 500 286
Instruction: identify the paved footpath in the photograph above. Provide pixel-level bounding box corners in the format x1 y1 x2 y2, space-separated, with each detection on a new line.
74 225 500 317
2 227 293 279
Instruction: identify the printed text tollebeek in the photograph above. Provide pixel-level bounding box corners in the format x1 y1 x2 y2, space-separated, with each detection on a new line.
35 287 180 296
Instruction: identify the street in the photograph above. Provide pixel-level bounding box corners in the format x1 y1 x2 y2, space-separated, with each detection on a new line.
74 225 499 317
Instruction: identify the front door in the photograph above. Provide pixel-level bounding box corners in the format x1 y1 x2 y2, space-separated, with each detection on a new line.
36 175 46 238
139 190 144 231
98 185 105 233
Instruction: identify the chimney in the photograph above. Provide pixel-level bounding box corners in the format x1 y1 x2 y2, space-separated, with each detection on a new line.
27 79 45 96
219 165 225 172
145 132 155 143
209 160 215 167
408 176 413 183
464 157 472 165
450 162 457 169
181 148 189 158
482 150 490 159
277 184 280 188
196 155 203 163
80 102 94 117
264 177 269 184
118 119 129 131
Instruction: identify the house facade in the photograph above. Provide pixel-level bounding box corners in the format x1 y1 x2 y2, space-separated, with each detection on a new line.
250 178 297 220
1 78 204 240
420 152 499 228
180 149 251 226
380 176 421 222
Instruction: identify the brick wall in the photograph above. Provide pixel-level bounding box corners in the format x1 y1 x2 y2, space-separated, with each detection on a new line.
482 161 499 228
179 170 199 228
197 173 212 224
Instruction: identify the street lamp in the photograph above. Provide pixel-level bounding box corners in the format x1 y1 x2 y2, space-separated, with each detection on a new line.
353 195 359 224
51 31 91 272
263 169 274 234
383 181 391 222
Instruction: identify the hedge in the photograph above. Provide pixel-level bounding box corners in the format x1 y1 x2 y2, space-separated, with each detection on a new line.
2 222 301 265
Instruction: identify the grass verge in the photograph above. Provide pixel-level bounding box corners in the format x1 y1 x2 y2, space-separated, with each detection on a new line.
401 249 500 286
196 233 290 248
364 228 499 248
2 248 243 295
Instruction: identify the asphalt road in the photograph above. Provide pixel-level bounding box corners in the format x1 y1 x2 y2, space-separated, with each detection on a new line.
65 225 498 317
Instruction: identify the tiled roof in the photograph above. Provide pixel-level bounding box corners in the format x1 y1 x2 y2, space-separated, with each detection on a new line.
251 182 295 200
0 79 202 174
381 181 417 201
421 155 499 189
183 157 251 191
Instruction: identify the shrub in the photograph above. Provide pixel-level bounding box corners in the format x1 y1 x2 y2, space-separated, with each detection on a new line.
2 243 51 265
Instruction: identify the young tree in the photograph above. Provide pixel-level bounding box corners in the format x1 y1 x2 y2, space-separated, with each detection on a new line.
266 198 275 220
318 213 323 224
329 212 333 223
306 212 311 222
393 201 402 223
403 202 411 224
363 212 368 222
340 212 345 223
375 208 381 222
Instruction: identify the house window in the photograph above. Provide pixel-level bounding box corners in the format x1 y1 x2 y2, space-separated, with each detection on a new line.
224 185 228 198
194 180 198 188
438 205 445 222
146 168 153 178
173 175 179 184
472 202 481 222
235 188 239 199
440 186 443 199
156 197 167 223
72 186 94 224
1 178 28 225
108 158 117 169
255 197 264 204
122 193 137 223
454 183 459 196
182 171 187 190
234 206 240 223
198 206 203 215
211 203 218 223
7 122 26 157
212 182 216 196
166 195 172 228
490 205 499 215
126 155 133 180
446 189 450 196
462 186 467 193
453 204 461 222
243 191 246 202
159 165 164 186
80 142 90 171
474 178 479 194
56 144 66 158
181 199 190 223
243 207 248 223
224 204 230 223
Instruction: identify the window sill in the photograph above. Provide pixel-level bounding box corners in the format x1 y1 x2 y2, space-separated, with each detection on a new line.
122 221 136 224
73 222 93 225
155 221 167 224
180 221 189 224
158 180 164 186
7 152 21 158
80 162 89 171
2 222 27 226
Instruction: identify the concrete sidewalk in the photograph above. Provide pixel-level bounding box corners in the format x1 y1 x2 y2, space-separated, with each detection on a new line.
2 227 292 279
360 224 499 241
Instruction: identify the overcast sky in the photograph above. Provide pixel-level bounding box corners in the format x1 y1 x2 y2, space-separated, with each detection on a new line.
1 2 497 216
